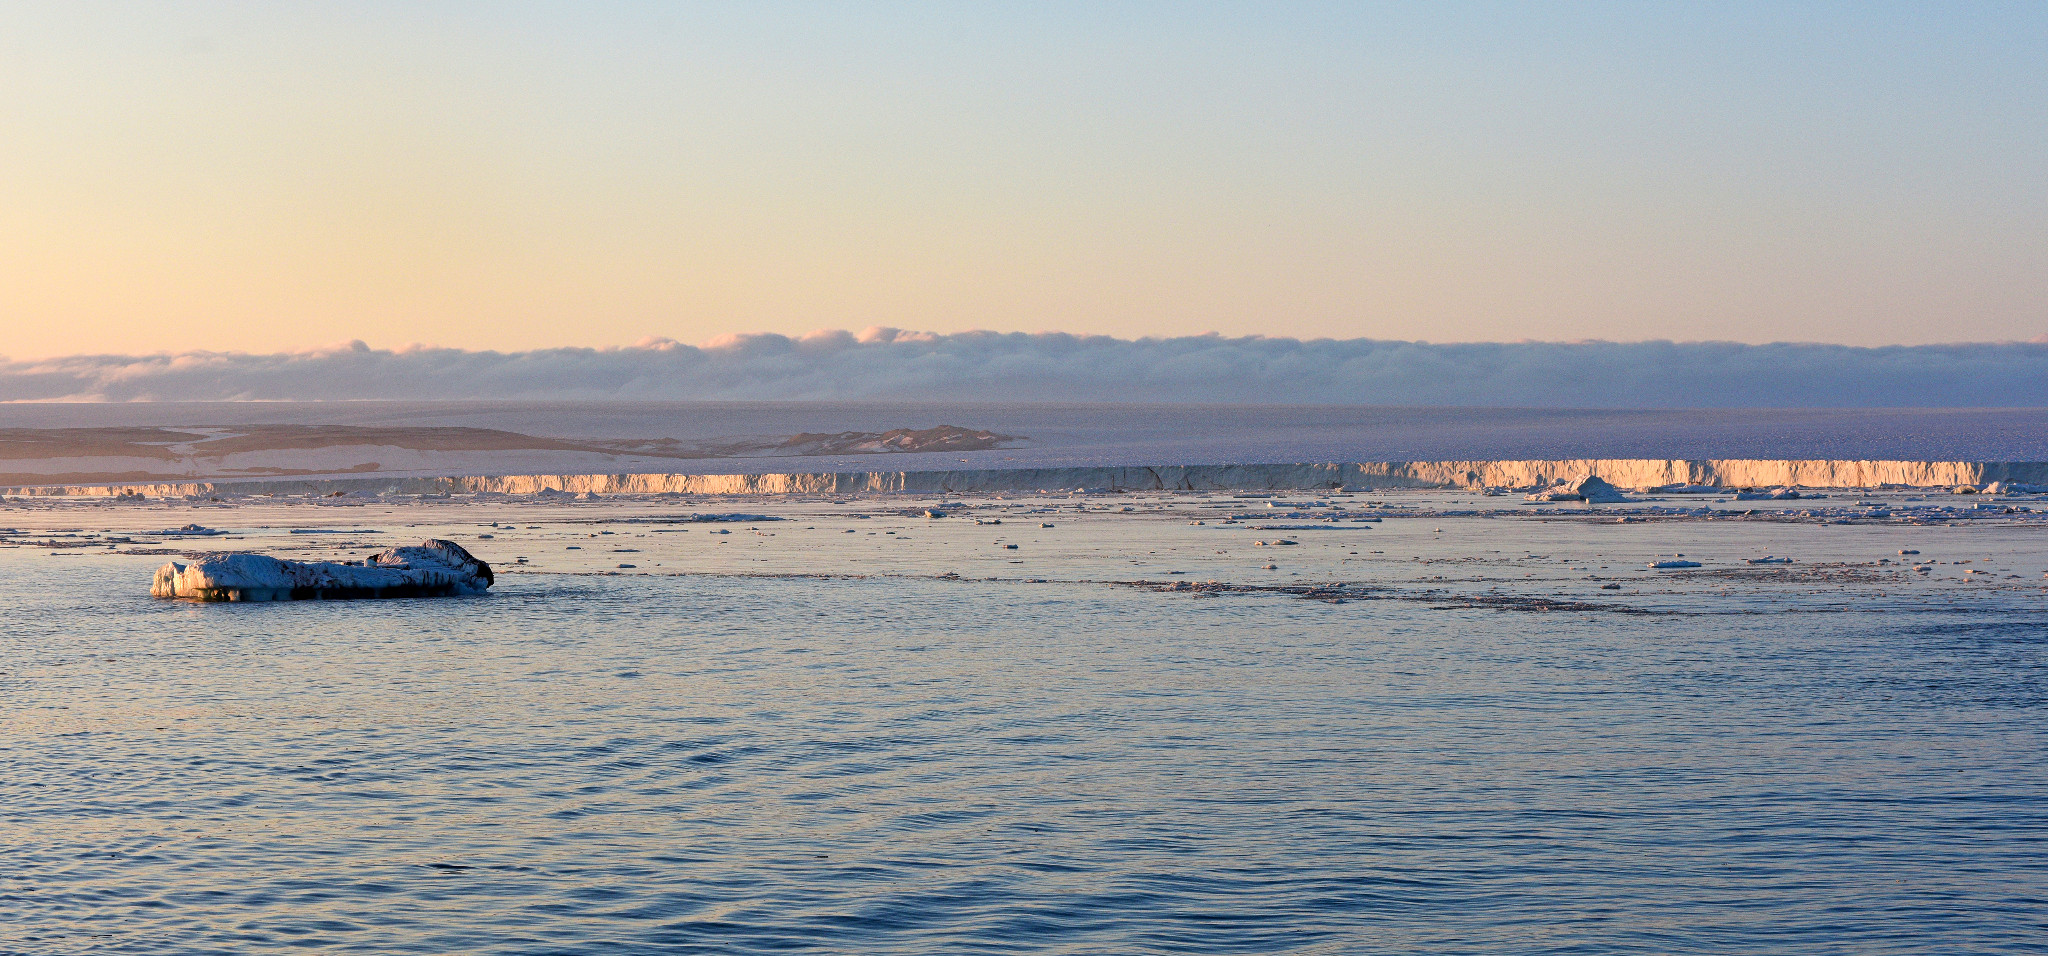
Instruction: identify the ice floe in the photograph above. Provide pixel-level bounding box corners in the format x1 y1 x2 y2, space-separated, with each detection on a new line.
152 539 493 602
1525 476 1628 503
155 524 227 537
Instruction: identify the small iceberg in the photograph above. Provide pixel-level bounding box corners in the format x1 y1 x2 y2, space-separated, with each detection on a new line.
152 539 493 602
1525 476 1627 503
155 524 227 537
1650 560 1703 569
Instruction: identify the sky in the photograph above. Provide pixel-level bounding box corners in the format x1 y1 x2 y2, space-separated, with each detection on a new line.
2 1 2045 360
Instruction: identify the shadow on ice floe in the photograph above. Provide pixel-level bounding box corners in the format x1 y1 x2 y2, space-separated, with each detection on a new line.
152 539 493 602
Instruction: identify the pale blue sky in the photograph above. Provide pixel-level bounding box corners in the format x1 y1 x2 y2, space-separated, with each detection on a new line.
1 1 2043 357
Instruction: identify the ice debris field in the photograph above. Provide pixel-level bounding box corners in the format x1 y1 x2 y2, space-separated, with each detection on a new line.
3 477 2045 616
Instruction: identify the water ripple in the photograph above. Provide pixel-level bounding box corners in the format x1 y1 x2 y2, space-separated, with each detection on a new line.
2 565 2045 953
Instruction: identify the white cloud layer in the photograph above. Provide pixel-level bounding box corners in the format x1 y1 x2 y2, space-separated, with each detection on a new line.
6 329 2048 407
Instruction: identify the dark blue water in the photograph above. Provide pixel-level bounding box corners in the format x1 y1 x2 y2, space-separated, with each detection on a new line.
4 561 2046 953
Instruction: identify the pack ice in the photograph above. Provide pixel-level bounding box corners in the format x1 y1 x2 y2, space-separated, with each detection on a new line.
152 539 494 602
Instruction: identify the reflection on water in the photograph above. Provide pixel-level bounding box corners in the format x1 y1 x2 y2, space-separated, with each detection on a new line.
4 561 2045 954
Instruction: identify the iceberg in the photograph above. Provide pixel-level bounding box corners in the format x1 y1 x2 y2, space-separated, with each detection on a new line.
1524 475 1628 503
1734 488 1803 500
152 539 493 602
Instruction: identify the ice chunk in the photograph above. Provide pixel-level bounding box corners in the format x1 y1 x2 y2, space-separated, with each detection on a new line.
152 539 493 601
1525 475 1627 503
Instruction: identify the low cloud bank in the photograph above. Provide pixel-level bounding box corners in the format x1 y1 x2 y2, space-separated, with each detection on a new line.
6 329 2048 406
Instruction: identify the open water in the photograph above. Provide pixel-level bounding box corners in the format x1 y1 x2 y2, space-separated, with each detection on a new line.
5 519 2047 954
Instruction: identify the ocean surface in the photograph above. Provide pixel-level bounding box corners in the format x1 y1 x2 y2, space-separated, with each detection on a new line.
5 491 2047 954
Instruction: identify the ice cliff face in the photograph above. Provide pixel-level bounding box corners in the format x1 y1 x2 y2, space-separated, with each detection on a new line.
26 459 2048 499
152 539 493 601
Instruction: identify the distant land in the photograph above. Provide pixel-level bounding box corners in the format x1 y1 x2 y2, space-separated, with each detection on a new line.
3 402 2047 493
0 423 1018 487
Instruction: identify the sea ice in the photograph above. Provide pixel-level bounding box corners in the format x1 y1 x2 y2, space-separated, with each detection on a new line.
152 539 493 602
155 524 226 537
1734 488 1803 500
1525 476 1627 503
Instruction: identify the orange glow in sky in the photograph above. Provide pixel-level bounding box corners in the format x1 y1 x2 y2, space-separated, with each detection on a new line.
2 3 2043 358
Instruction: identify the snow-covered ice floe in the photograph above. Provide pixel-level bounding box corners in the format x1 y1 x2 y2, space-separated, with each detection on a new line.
1525 476 1628 503
1734 488 1809 500
155 524 227 537
152 539 493 602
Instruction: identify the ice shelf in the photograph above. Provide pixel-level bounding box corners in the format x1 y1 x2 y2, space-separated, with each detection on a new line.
19 459 2048 498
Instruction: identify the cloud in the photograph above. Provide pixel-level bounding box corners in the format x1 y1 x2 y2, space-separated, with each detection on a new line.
5 329 2048 406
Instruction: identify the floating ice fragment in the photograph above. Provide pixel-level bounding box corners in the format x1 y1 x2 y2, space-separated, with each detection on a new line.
152 539 492 601
1525 476 1627 503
